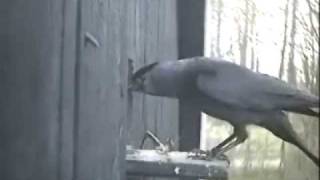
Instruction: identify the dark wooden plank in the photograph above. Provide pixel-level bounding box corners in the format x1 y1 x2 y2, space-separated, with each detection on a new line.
177 0 205 151
0 2 10 178
1 0 64 179
177 0 205 59
177 1 206 180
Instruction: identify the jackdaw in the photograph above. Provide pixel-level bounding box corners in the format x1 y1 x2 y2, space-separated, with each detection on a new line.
129 57 319 166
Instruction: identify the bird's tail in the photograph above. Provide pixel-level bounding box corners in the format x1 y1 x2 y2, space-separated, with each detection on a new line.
265 112 319 167
294 140 319 167
285 122 319 167
284 114 319 166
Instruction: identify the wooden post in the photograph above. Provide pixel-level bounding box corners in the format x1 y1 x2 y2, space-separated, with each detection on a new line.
177 1 206 180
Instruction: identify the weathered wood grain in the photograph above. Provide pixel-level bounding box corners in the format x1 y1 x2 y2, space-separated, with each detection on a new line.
2 0 128 179
1 0 64 179
2 0 207 180
126 0 179 155
126 148 228 179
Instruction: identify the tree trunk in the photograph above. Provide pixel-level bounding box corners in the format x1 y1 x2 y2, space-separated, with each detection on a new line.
249 2 256 71
287 0 298 86
315 61 319 95
306 0 319 41
216 0 223 57
255 58 260 73
239 0 250 67
210 0 216 58
279 0 290 80
302 54 310 88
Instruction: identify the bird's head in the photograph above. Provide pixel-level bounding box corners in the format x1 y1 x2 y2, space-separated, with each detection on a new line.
129 62 158 92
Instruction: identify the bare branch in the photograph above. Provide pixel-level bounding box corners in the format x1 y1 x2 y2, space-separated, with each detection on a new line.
287 0 298 86
306 0 320 39
279 0 290 80
306 0 319 16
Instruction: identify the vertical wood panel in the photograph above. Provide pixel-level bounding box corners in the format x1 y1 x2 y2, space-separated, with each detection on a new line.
126 0 179 152
2 0 128 179
59 0 78 179
0 2 9 177
74 0 127 179
2 0 182 179
1 0 64 179
126 1 179 180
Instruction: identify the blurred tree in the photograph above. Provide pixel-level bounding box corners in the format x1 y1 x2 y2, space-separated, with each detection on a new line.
211 1 216 58
216 0 223 57
239 0 250 66
279 0 290 80
287 0 298 86
249 2 257 71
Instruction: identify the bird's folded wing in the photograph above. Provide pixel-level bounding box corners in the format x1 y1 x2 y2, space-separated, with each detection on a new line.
196 72 318 111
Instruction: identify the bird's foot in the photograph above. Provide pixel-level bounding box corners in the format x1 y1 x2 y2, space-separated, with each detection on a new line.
187 148 230 165
187 148 210 160
209 148 231 165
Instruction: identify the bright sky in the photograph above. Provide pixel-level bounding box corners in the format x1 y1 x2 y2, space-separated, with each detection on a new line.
204 0 313 77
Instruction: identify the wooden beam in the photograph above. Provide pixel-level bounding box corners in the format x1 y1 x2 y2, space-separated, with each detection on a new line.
177 1 206 179
177 0 205 151
126 147 228 179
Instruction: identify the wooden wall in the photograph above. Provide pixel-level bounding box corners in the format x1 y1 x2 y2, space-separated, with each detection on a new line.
1 0 69 179
0 0 204 180
126 0 179 153
126 1 180 180
1 0 128 179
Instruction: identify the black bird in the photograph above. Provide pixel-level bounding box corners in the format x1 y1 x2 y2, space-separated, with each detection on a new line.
129 57 319 166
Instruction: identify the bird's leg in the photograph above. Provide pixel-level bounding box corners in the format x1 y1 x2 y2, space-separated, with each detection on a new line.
210 133 237 154
188 133 237 160
215 136 244 155
212 127 248 157
202 131 237 163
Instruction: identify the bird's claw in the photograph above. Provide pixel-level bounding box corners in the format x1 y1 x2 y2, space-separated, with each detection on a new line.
187 149 210 160
187 148 230 165
210 148 231 165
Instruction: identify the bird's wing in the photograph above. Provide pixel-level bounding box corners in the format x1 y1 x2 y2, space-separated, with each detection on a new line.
196 69 318 111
